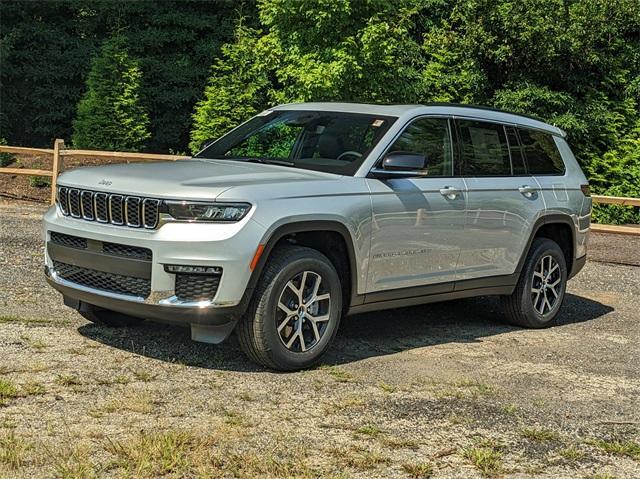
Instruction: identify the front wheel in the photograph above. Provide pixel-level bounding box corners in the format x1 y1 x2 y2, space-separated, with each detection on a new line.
237 245 342 371
501 237 568 328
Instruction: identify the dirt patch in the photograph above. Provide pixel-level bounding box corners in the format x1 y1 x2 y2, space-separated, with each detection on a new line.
0 202 639 478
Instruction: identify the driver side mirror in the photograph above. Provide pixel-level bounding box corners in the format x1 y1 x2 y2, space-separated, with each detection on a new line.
382 152 427 171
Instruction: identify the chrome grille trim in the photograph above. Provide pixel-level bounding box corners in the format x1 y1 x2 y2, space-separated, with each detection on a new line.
142 199 161 229
56 187 161 229
68 189 81 218
109 194 125 225
80 190 95 220
94 192 109 223
125 196 141 228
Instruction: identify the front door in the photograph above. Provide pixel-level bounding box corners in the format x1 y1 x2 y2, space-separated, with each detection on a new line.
366 117 466 293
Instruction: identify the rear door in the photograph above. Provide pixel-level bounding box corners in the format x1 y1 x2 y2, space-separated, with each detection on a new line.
455 119 544 281
366 116 466 293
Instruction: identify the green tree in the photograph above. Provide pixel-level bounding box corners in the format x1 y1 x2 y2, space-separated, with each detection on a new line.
72 36 150 151
191 0 639 224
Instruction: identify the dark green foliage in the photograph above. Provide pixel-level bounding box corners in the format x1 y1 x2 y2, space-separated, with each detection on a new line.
73 36 150 151
1 0 245 151
192 0 640 223
0 1 93 146
28 176 51 188
0 138 13 167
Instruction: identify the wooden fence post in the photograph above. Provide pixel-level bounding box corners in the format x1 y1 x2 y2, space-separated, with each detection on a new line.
50 139 64 205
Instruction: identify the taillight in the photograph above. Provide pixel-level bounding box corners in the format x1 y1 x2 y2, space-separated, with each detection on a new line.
580 184 591 197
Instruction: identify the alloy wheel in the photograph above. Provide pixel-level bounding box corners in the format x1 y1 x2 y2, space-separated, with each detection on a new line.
531 255 562 316
276 271 331 352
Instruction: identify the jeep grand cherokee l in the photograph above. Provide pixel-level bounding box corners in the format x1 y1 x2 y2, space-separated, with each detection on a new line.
44 103 591 370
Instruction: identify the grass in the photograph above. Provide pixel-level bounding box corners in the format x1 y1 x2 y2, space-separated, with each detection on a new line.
106 430 316 478
223 409 247 427
330 445 390 471
520 427 560 442
0 315 51 325
50 442 97 479
97 375 130 386
402 462 434 478
22 381 46 396
318 365 354 383
558 445 584 462
355 424 384 438
131 369 156 382
106 430 209 478
0 432 31 469
378 382 397 393
56 374 82 387
0 379 18 405
462 446 503 477
237 391 254 401
588 438 640 460
99 391 155 415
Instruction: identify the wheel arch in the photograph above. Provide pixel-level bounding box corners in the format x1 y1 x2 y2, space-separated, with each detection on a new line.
518 214 577 276
245 220 360 311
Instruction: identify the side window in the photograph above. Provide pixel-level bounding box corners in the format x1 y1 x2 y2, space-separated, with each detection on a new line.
505 126 526 175
387 117 453 176
518 128 565 175
457 120 511 176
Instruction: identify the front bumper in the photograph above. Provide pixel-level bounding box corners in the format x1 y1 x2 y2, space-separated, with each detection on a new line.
43 205 266 341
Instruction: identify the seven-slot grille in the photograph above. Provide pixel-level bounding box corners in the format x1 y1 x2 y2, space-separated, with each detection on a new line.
57 186 161 229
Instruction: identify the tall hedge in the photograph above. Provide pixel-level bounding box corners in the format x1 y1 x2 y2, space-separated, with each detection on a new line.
0 0 245 151
72 36 150 151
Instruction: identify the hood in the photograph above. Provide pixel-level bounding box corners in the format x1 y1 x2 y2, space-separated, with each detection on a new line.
56 159 338 200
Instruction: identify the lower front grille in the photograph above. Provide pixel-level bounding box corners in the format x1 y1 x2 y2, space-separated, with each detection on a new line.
50 232 87 249
53 260 151 299
102 242 152 261
175 274 221 302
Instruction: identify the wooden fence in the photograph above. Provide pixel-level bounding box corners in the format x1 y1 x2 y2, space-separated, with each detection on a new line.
1 139 638 235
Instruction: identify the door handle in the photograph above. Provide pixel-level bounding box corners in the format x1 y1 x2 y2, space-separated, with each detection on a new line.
518 185 536 198
439 186 460 199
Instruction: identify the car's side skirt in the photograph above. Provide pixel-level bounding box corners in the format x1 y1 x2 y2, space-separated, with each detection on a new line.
347 273 518 315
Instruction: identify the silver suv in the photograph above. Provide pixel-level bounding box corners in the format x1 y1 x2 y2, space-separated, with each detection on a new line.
44 103 591 370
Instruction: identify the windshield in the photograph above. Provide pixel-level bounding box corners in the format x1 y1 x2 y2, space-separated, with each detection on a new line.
195 110 396 175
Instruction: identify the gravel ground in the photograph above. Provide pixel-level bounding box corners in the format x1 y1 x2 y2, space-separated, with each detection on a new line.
0 201 639 479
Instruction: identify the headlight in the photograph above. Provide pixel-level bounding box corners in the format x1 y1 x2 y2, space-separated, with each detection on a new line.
164 201 251 222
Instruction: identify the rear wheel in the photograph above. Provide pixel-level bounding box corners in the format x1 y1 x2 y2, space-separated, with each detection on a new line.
237 245 342 371
79 304 144 328
501 237 568 328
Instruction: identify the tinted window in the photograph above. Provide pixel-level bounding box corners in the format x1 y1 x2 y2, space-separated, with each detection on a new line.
518 128 565 175
505 126 526 175
458 120 511 176
387 117 453 176
197 110 395 176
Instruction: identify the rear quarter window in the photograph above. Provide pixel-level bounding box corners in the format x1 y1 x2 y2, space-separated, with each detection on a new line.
518 128 565 175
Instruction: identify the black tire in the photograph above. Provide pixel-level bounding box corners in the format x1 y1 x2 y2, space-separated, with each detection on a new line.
501 237 568 328
79 305 144 328
237 245 342 371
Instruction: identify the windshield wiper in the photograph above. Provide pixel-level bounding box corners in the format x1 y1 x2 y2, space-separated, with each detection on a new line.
243 158 296 167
